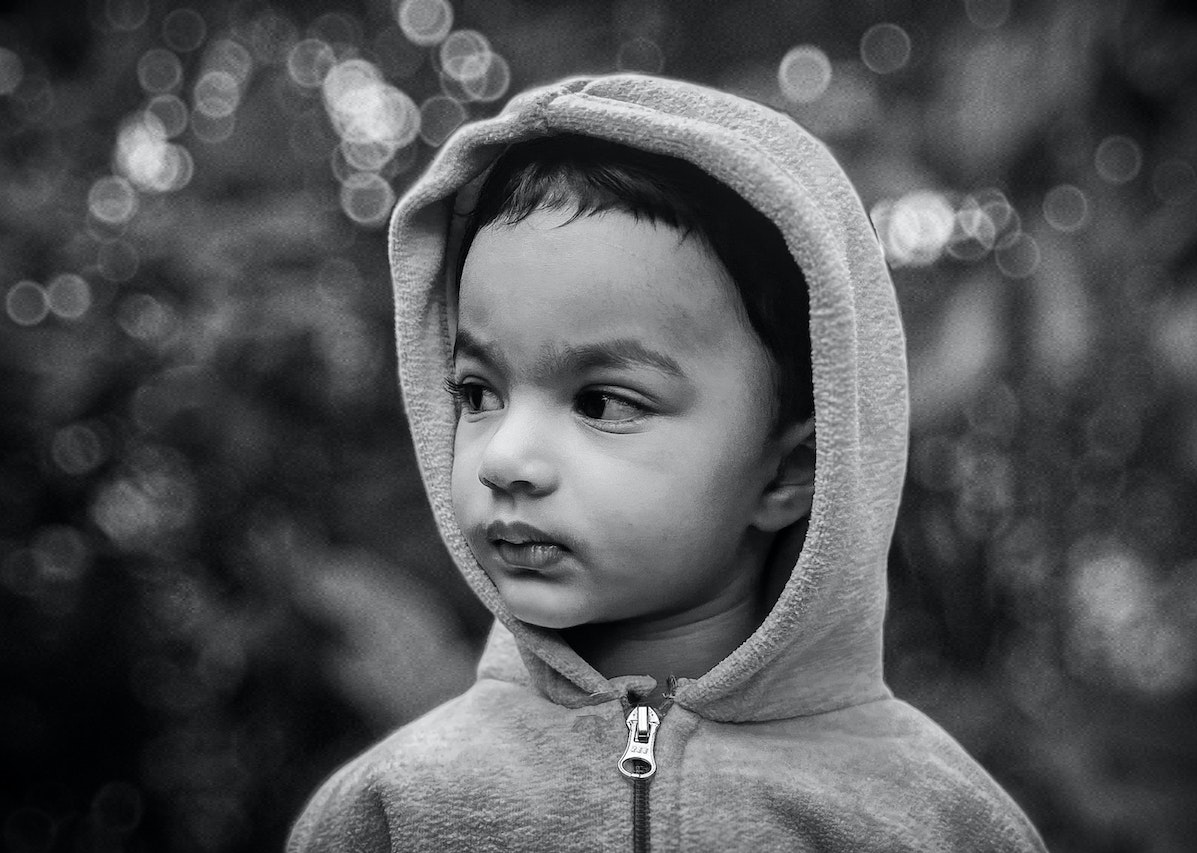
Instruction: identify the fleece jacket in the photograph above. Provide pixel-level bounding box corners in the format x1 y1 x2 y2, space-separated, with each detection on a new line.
288 73 1047 852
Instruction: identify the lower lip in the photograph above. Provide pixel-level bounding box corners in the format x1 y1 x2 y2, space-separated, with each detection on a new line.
494 541 568 570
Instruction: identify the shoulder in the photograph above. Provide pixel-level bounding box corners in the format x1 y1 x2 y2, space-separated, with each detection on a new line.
287 748 393 853
286 680 537 853
285 689 470 852
683 698 1046 852
811 698 1047 852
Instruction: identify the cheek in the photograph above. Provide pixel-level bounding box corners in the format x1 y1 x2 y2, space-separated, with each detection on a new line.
582 440 756 542
646 423 769 526
450 432 479 523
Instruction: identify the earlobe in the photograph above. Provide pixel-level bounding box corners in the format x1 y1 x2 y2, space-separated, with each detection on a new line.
754 417 816 533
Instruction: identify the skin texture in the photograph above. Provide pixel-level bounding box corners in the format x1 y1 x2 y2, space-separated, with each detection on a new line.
450 209 813 697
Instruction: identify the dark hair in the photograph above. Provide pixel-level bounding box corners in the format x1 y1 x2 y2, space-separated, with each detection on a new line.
456 134 813 425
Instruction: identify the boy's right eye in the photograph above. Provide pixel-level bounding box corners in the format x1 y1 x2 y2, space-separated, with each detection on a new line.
444 378 502 414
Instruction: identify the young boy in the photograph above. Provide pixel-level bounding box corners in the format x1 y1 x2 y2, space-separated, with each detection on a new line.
289 74 1046 851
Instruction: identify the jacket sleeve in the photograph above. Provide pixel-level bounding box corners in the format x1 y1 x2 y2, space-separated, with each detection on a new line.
287 761 393 853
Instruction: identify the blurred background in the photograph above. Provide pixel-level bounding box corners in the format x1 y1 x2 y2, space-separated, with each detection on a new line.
1 0 1195 850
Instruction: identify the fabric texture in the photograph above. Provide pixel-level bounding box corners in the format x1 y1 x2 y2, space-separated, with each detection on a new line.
289 74 1046 852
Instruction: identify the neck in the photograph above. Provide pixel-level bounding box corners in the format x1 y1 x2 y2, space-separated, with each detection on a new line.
562 584 767 708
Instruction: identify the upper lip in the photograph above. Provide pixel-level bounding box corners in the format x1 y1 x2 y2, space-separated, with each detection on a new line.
485 520 571 550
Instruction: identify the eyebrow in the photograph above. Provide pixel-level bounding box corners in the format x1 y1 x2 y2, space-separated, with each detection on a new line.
452 329 685 379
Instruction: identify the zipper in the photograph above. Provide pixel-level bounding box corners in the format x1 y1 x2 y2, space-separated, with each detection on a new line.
618 705 660 853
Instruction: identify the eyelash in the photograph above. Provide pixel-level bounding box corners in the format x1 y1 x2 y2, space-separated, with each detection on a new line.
575 390 649 425
443 377 487 411
442 377 650 428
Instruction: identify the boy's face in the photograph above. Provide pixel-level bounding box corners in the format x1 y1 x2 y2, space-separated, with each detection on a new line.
450 208 786 631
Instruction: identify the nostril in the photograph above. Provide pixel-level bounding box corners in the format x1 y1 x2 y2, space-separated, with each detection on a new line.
479 467 551 497
476 416 558 495
478 468 522 490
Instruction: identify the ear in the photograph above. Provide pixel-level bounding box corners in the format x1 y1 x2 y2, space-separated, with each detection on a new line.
752 417 816 533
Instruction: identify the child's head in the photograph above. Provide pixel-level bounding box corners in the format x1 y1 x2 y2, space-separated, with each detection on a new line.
448 133 815 631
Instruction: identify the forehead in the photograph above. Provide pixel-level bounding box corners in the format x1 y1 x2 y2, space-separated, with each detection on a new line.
456 208 759 362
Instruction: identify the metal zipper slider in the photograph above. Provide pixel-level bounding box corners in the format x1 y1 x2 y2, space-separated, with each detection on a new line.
618 705 660 779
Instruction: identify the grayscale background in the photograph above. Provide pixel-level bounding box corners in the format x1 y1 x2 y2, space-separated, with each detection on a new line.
1 1 1195 850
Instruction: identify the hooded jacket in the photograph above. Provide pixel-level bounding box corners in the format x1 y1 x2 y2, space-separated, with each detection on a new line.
289 74 1046 852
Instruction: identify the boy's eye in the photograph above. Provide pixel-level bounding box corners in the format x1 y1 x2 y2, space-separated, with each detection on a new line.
445 378 502 414
576 390 645 422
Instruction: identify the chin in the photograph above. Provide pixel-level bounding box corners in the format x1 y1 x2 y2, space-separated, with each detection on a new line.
500 593 587 631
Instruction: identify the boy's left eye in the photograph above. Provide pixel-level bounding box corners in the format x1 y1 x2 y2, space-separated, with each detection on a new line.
576 390 645 422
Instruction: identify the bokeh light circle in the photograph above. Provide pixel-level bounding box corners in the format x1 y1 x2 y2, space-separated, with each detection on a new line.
995 232 1041 278
137 48 183 94
617 37 665 74
339 172 396 226
6 280 48 326
193 70 241 118
106 0 150 32
324 62 420 149
437 67 475 103
46 273 92 320
975 188 1021 244
322 58 382 103
204 39 253 84
439 30 493 83
398 0 454 47
947 197 998 261
1063 539 1195 696
1151 159 1196 206
418 94 466 146
117 293 173 340
32 524 92 582
164 144 195 191
460 53 510 103
89 175 139 224
965 0 1011 29
1043 184 1089 232
287 38 336 88
116 115 192 192
873 190 955 266
0 47 23 95
778 45 832 103
1095 135 1142 184
860 23 911 74
162 8 207 52
51 423 107 476
146 94 189 138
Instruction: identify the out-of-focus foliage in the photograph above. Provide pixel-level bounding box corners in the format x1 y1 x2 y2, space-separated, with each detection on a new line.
1 0 1194 851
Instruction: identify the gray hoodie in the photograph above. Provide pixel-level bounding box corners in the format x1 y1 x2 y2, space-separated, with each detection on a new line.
289 74 1046 852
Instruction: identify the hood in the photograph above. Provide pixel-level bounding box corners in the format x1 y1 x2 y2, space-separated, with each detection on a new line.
388 74 908 722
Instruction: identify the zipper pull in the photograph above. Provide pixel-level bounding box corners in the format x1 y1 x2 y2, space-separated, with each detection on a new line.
618 705 660 779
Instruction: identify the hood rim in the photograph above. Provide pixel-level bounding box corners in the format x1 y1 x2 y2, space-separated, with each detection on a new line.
388 74 907 721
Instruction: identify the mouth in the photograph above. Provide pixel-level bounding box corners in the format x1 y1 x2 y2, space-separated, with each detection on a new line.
485 520 571 570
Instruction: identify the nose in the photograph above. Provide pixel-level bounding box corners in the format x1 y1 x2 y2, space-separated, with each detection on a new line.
477 407 559 497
